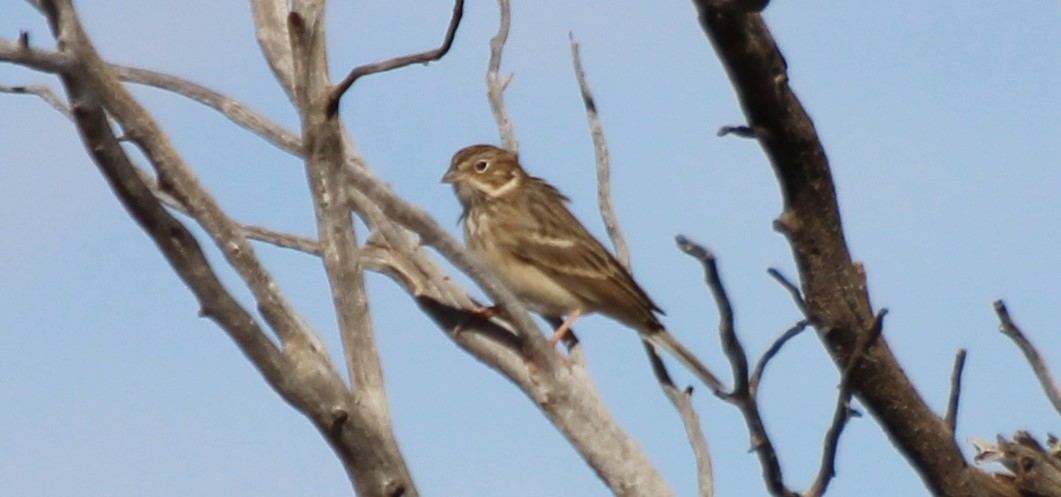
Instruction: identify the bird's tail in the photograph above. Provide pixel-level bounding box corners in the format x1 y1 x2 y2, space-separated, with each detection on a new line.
643 329 723 392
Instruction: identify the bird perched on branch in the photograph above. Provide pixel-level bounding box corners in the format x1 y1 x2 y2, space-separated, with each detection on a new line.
442 144 720 390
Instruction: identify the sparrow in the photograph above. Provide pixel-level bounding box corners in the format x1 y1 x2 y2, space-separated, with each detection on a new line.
442 144 719 389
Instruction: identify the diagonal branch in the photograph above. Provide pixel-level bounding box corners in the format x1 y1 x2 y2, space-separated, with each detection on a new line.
0 39 301 154
58 61 289 393
767 268 812 322
38 0 320 350
0 83 71 117
327 0 465 116
749 320 808 395
993 301 1061 415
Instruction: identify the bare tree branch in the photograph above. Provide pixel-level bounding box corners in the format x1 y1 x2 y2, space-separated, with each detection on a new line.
687 3 1015 494
805 382 859 497
0 82 71 117
645 344 715 497
35 2 419 495
0 39 302 154
749 320 809 395
487 0 518 151
569 34 630 265
767 268 812 321
327 0 465 116
993 300 1061 415
250 0 297 96
57 54 289 395
676 235 796 497
567 35 713 496
944 349 968 434
288 5 382 395
39 0 324 351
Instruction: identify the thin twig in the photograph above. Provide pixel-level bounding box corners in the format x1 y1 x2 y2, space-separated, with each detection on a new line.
803 313 886 497
717 125 757 138
944 349 967 433
993 300 1061 415
0 83 71 117
839 309 887 389
767 268 812 320
487 0 517 151
805 380 860 497
677 235 796 497
644 343 714 497
567 37 712 496
0 39 302 154
749 320 809 395
677 236 746 394
327 0 465 116
570 34 630 265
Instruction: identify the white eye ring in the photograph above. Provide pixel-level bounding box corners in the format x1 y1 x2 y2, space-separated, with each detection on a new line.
473 160 490 173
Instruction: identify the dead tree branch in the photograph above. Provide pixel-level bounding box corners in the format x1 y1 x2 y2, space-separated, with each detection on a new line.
994 301 1061 415
0 82 71 117
944 349 968 434
680 235 865 497
569 36 713 496
690 2 1013 495
487 0 518 151
327 0 464 116
677 235 795 497
749 320 808 396
570 34 630 265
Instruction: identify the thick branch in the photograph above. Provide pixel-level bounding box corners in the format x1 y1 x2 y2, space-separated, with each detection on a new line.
288 5 418 495
691 3 1011 495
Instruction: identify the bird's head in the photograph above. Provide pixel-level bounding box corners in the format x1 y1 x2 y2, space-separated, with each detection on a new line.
442 144 526 204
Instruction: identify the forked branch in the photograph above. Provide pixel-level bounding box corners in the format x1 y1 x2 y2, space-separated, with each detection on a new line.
487 0 518 151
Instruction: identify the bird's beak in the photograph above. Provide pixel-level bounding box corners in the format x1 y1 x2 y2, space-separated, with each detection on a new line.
441 169 464 184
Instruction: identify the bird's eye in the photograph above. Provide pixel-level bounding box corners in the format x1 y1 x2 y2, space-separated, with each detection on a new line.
473 160 490 173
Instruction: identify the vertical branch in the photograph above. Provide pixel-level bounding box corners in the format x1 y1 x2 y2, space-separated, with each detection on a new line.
689 2 1010 495
944 349 968 433
287 1 381 399
569 34 630 265
488 0 518 151
568 34 715 497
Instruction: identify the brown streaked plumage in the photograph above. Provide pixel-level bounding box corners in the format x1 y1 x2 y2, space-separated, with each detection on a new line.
442 144 720 389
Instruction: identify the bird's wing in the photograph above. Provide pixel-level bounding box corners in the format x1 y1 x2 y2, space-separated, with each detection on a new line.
496 180 663 323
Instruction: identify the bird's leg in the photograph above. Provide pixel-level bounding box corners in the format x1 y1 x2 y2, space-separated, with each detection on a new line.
548 310 583 347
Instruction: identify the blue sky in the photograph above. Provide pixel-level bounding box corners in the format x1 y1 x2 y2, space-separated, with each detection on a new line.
1 1 1058 496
